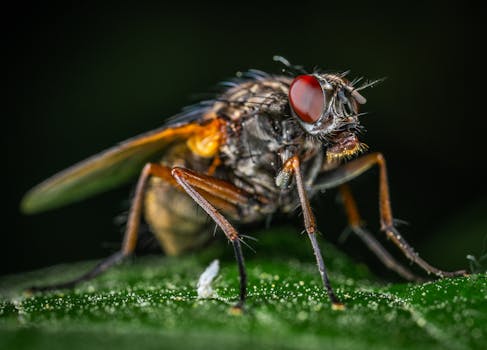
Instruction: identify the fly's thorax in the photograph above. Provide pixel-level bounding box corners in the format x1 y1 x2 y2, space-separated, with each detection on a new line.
219 109 324 214
213 76 292 122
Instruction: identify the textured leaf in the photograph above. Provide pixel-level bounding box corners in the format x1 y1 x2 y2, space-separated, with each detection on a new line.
1 228 485 350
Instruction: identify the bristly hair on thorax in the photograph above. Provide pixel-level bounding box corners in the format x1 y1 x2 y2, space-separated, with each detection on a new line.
164 56 384 175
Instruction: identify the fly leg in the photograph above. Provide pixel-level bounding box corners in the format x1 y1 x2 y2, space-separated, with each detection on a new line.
28 163 172 292
170 167 251 310
29 163 256 309
314 153 467 278
281 156 344 310
339 184 423 281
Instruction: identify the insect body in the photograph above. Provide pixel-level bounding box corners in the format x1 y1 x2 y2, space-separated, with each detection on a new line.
21 59 467 310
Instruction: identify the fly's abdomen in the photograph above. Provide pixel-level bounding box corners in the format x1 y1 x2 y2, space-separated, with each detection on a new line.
144 177 211 256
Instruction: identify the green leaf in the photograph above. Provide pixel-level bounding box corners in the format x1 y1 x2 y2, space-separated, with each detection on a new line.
1 227 485 350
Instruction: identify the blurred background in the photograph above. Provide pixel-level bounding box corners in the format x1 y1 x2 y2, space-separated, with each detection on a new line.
3 1 484 278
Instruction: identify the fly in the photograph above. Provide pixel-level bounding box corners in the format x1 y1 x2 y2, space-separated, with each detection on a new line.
21 56 467 311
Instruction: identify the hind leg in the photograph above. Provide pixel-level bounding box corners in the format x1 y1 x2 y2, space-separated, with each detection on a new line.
28 163 169 292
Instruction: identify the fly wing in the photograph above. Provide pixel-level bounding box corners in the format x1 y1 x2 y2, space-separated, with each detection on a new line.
21 107 215 214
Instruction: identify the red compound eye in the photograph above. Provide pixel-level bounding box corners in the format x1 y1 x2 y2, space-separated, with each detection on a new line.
289 75 324 123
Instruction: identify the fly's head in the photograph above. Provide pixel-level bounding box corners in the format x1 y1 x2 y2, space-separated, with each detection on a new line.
288 73 369 162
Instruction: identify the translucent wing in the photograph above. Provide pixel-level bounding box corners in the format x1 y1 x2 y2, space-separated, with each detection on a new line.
21 107 216 214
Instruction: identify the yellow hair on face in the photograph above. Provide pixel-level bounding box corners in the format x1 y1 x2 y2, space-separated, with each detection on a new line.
327 142 368 162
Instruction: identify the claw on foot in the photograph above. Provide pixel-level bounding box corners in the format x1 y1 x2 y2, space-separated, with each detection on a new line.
332 302 346 311
229 304 244 315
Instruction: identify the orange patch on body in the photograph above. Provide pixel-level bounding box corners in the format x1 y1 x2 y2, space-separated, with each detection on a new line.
186 117 226 158
128 114 226 159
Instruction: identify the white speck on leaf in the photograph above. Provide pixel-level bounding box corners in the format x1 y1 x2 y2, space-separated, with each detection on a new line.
197 260 220 299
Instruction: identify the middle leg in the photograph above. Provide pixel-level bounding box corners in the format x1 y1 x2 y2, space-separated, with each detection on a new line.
171 167 249 309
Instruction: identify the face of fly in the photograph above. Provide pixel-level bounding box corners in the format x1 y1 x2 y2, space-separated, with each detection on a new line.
288 73 369 161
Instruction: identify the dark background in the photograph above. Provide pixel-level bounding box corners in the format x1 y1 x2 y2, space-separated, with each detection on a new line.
3 1 485 278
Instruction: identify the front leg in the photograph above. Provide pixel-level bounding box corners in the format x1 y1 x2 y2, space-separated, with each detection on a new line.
281 156 344 310
339 184 422 281
315 153 467 278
